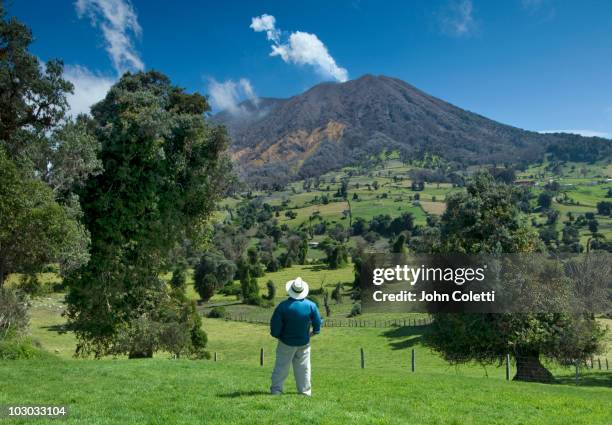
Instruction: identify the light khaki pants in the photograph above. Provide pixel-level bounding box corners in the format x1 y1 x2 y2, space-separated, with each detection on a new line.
270 341 311 396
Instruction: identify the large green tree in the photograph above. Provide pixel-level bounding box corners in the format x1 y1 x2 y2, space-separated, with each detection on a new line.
65 71 232 357
0 6 95 286
193 251 236 302
425 173 606 382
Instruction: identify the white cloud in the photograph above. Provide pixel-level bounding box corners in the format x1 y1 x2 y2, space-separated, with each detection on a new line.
208 78 258 114
440 0 477 37
64 65 115 116
75 0 144 74
250 14 348 82
249 14 280 43
540 129 612 139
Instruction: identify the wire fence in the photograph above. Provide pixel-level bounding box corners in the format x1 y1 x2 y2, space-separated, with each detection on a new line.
221 314 433 328
210 314 610 384
208 346 611 385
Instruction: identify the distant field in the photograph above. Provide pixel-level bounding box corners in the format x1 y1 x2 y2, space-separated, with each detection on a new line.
257 159 612 239
350 199 427 224
419 201 446 215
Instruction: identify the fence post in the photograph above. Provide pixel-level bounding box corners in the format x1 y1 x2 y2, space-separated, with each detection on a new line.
360 348 365 369
411 349 415 372
214 352 217 362
505 354 510 381
260 348 264 366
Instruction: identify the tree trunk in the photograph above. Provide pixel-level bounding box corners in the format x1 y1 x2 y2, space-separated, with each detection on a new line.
514 355 554 383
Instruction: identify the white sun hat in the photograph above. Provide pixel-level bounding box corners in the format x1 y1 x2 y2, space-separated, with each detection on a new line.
286 277 309 300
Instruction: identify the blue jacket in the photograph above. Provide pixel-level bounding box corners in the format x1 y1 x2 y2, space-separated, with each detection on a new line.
270 298 322 346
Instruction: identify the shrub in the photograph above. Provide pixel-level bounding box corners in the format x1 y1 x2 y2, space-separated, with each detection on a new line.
114 315 162 359
319 240 348 269
17 275 48 296
159 321 191 359
331 283 342 304
170 267 187 290
348 302 362 317
264 280 276 300
240 270 260 305
189 307 209 359
207 306 227 318
109 290 209 359
0 338 50 360
596 201 611 216
219 282 241 297
0 287 29 340
266 257 280 272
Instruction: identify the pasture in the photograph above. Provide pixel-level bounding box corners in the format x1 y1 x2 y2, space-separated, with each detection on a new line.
2 314 611 425
3 157 612 425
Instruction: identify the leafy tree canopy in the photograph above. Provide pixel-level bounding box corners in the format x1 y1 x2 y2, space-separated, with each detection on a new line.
425 172 605 382
65 71 232 357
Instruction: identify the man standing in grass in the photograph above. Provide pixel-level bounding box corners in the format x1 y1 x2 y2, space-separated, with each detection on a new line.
270 277 322 396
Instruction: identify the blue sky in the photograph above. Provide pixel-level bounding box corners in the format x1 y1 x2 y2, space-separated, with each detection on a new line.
8 0 612 137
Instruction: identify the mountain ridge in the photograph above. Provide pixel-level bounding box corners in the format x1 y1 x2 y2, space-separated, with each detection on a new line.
214 74 606 188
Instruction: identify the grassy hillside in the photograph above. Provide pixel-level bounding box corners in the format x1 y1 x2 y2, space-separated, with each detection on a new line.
2 317 611 425
4 156 611 425
248 157 612 244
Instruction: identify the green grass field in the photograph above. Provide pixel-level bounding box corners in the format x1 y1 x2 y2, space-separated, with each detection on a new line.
3 356 610 425
2 296 611 425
